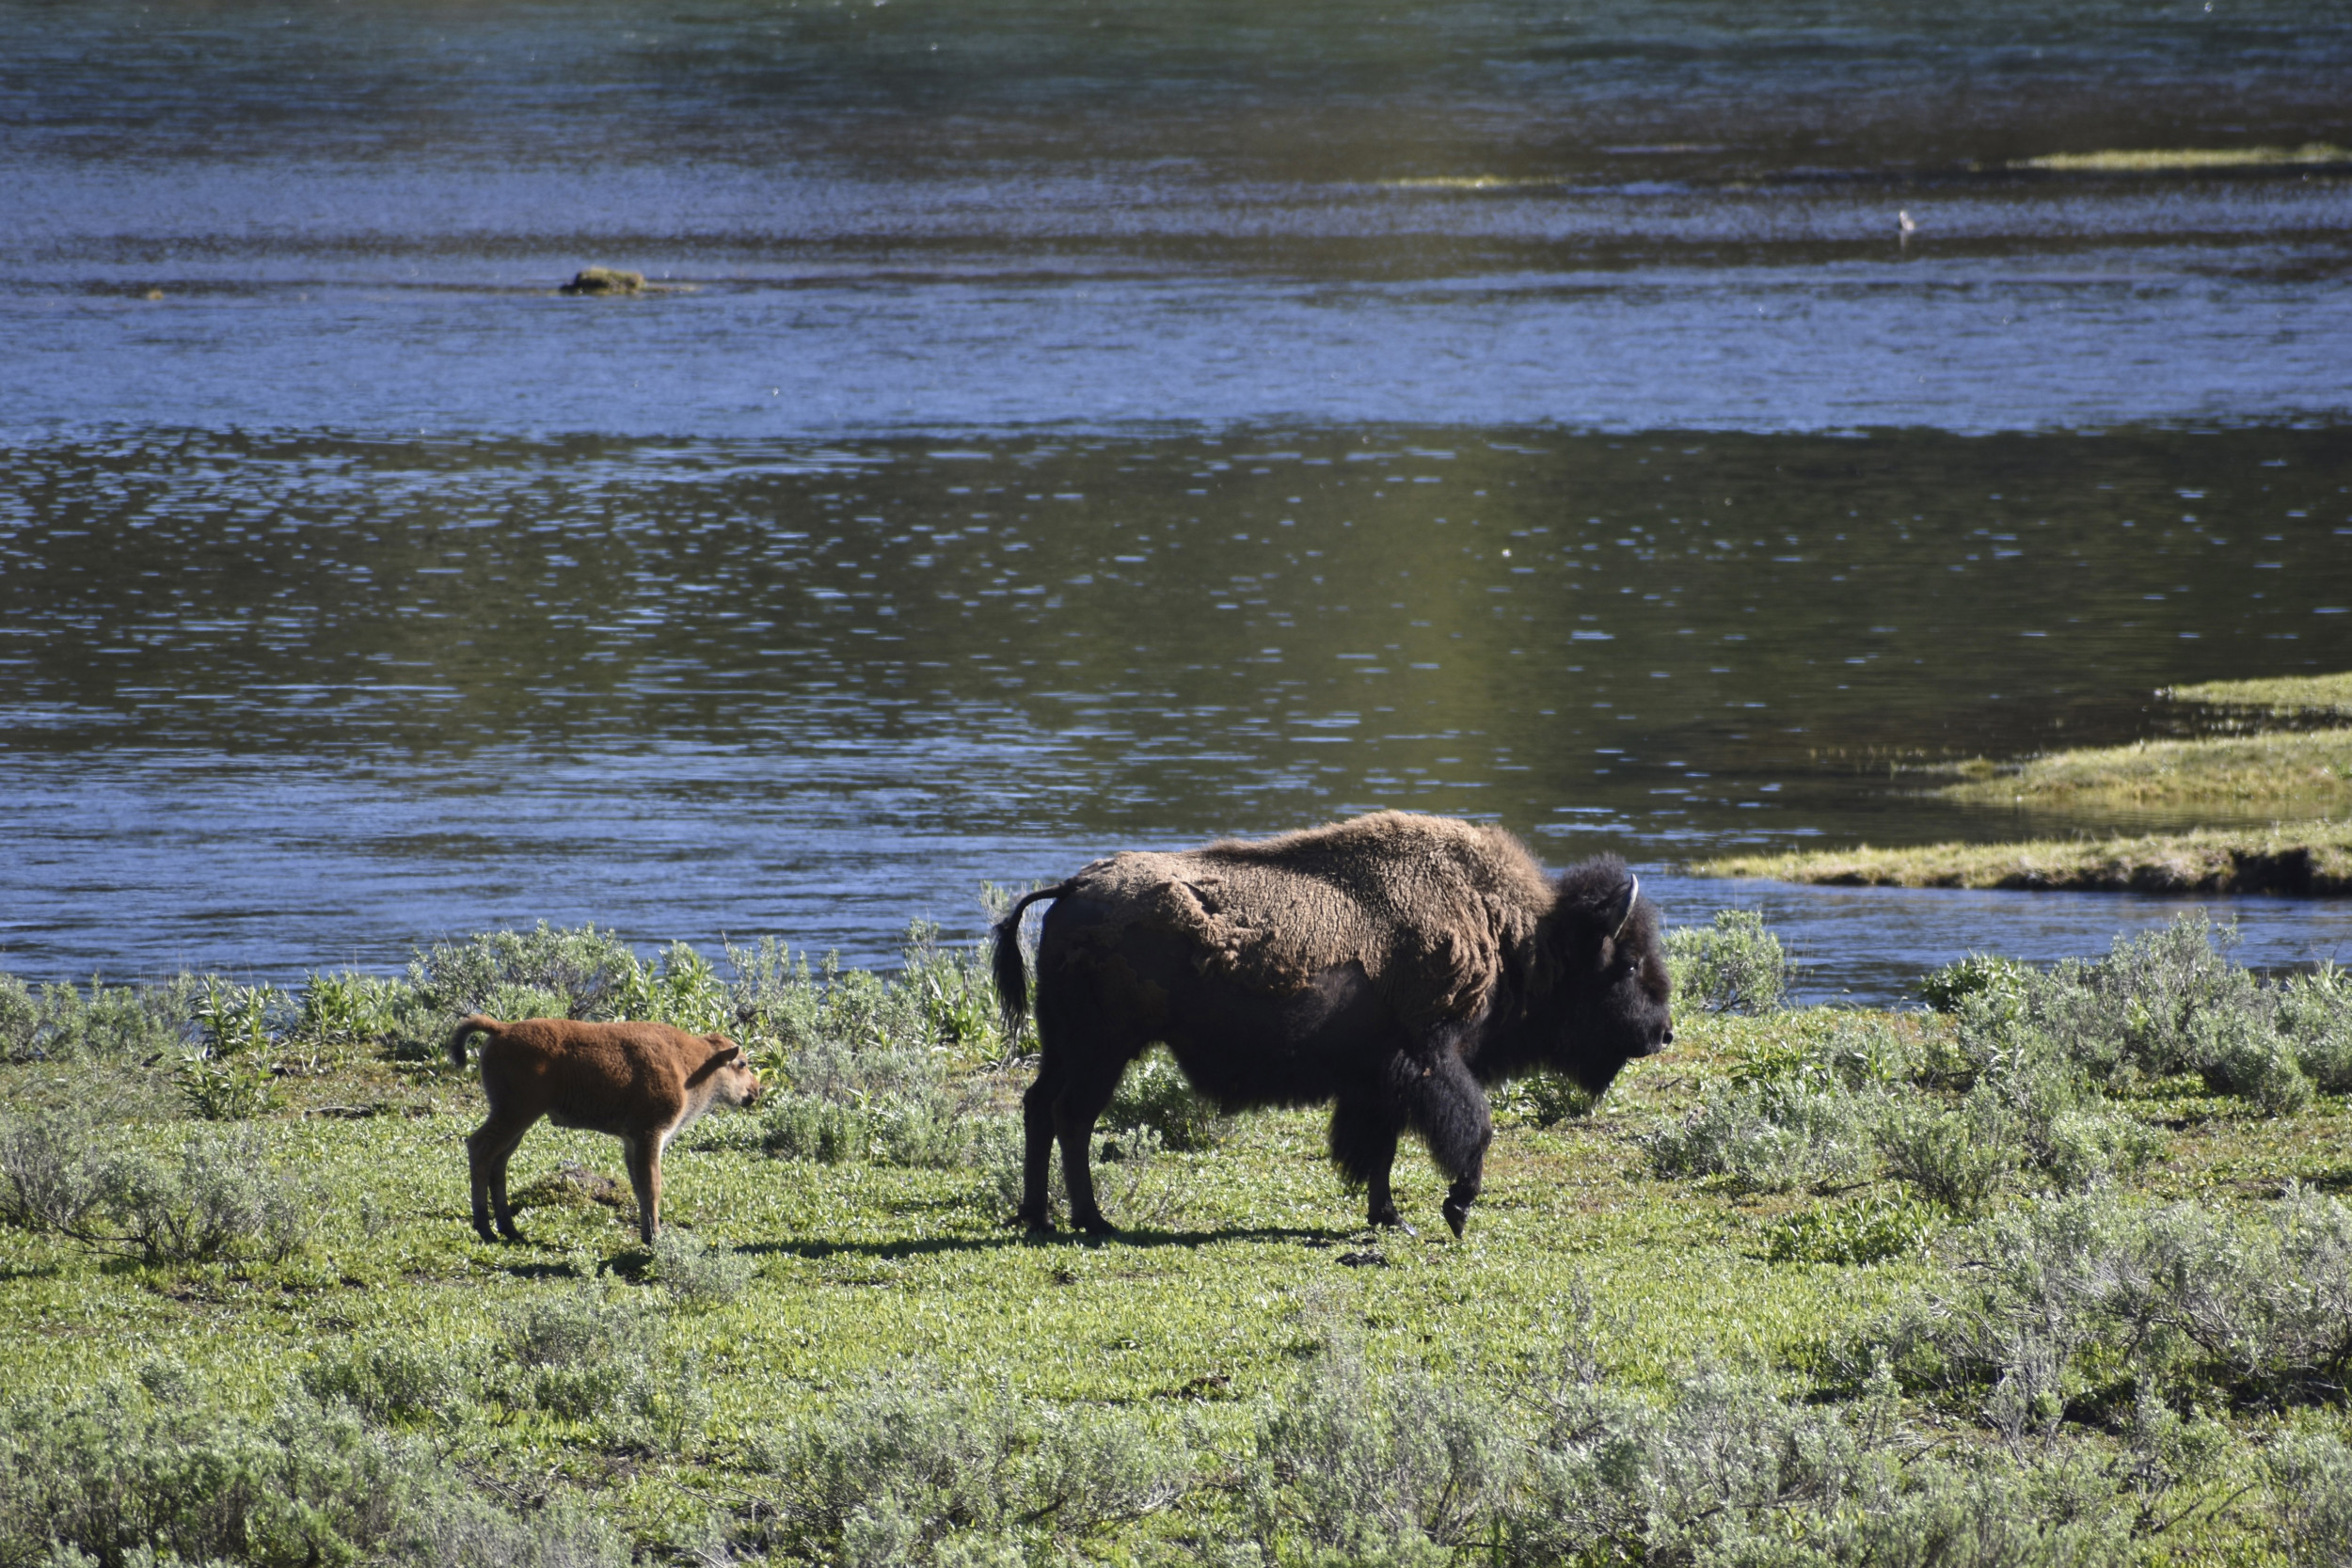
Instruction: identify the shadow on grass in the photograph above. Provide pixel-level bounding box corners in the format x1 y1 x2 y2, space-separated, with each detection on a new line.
738 1222 1353 1263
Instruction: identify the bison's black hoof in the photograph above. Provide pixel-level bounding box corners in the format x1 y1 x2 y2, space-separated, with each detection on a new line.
1372 1215 1418 1238
1075 1213 1120 1237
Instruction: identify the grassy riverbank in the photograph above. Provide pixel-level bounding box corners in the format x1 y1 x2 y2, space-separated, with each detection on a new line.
1692 819 2352 894
7 917 2352 1562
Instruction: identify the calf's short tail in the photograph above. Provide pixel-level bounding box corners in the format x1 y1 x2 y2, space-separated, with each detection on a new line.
992 882 1073 1044
446 1014 500 1067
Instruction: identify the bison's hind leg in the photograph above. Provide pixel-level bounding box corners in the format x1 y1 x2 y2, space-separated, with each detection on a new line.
1018 1061 1062 1233
1052 1053 1128 1236
1020 1039 1134 1236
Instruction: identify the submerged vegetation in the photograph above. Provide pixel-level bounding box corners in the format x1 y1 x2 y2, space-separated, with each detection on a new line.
2 910 2352 1561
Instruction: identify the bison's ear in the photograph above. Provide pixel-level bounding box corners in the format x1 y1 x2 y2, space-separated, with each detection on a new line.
707 1041 742 1064
1604 873 1639 943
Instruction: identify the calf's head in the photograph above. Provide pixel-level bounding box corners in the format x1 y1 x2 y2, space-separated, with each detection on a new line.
689 1037 763 1108
1538 857 1674 1092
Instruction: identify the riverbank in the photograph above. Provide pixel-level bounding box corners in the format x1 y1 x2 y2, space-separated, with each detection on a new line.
4 917 2352 1560
1691 818 2352 894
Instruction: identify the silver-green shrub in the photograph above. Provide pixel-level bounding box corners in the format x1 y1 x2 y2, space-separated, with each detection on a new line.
0 974 199 1065
1853 1186 2352 1416
0 1111 310 1265
106 1127 311 1264
652 1227 755 1307
301 1338 481 1427
493 1285 661 1423
2280 961 2352 1094
741 1379 1189 1564
1104 1050 1228 1152
1665 909 1792 1013
406 923 642 1034
1645 1077 1878 1194
1252 1340 1504 1558
0 1367 627 1568
2266 1431 2352 1568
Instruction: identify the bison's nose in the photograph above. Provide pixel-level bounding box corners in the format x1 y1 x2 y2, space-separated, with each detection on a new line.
1656 1025 1675 1052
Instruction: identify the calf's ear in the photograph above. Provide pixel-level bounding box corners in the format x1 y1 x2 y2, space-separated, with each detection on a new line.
688 1041 745 1084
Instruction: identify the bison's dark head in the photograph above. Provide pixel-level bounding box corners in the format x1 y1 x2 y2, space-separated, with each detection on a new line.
1537 856 1674 1093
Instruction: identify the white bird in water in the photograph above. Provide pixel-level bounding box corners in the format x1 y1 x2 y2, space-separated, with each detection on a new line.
1898 209 1917 238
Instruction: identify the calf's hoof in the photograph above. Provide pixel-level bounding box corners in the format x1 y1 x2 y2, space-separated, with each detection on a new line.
1369 1207 1417 1238
1074 1212 1120 1237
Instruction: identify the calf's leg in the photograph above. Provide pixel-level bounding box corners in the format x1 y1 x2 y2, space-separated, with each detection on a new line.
623 1133 663 1244
468 1113 536 1243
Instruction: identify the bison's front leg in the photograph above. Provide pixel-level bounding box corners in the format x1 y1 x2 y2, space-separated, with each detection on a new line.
1408 1053 1494 1240
1330 1090 1410 1233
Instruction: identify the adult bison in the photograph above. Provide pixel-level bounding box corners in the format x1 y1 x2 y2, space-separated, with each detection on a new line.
992 811 1673 1238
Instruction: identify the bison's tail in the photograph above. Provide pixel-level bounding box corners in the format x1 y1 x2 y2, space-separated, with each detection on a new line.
446 1014 499 1068
992 882 1073 1046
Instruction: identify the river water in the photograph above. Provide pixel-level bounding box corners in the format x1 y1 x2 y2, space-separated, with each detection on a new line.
4 0 2351 999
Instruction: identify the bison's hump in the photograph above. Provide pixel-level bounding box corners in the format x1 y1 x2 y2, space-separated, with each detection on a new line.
1068 813 1552 1026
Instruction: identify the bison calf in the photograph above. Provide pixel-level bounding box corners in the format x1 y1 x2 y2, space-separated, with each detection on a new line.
995 812 1674 1239
448 1014 761 1245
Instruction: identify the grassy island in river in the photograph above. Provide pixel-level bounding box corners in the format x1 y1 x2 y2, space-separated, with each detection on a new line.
1696 672 2352 895
1691 817 2352 894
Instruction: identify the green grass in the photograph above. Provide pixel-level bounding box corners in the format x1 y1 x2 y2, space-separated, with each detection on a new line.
7 923 2352 1562
1691 818 2352 894
2010 142 2349 171
1935 729 2352 811
2168 671 2352 719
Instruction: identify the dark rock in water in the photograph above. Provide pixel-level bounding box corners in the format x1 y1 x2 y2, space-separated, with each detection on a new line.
560 266 646 296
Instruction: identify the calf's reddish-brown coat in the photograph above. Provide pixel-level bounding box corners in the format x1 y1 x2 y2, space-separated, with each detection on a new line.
447 1015 761 1244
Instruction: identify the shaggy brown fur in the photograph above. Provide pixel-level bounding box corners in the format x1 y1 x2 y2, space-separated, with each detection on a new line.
995 812 1672 1239
1062 813 1560 1028
447 1015 761 1245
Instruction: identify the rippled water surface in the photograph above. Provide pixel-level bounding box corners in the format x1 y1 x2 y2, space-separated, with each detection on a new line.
4 0 2350 995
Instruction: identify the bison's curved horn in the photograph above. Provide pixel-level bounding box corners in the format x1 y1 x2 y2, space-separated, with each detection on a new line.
1611 873 1640 942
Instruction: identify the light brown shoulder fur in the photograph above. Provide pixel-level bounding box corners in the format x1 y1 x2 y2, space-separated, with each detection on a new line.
1070 812 1553 1025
